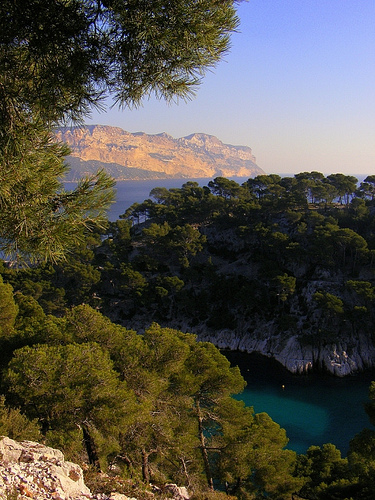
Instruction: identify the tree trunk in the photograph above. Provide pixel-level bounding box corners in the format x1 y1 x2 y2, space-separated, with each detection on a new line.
180 457 191 488
195 398 214 490
81 422 101 471
142 449 150 483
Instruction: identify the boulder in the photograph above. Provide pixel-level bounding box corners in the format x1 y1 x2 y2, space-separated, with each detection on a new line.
163 484 189 500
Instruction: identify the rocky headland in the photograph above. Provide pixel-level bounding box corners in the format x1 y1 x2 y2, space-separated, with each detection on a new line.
55 125 264 181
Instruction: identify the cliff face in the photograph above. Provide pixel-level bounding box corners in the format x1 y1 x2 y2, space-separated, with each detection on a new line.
116 223 375 378
197 327 375 377
55 125 264 180
190 227 375 377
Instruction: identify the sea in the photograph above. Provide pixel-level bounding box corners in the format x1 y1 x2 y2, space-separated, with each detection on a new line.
67 176 375 456
225 351 374 456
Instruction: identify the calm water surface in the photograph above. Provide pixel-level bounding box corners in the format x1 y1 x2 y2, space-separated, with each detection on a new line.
224 351 375 456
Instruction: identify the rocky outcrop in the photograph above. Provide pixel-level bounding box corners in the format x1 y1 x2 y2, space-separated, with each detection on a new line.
0 437 190 500
179 226 375 377
0 436 91 500
196 327 375 377
271 332 375 376
55 126 264 180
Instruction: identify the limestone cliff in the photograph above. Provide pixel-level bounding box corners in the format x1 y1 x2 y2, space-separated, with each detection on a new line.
189 227 375 377
55 125 264 180
196 327 375 377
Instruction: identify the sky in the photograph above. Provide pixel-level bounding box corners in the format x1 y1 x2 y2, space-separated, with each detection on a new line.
85 0 375 177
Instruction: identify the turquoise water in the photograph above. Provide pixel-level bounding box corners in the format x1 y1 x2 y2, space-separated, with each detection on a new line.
224 351 375 456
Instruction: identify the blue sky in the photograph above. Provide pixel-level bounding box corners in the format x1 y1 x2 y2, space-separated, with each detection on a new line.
86 1 375 176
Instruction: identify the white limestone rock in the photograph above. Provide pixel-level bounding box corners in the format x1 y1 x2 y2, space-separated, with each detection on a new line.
0 437 192 500
198 327 375 377
163 484 190 500
0 436 90 500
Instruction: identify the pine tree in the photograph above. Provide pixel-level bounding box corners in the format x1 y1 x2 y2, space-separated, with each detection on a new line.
6 342 136 468
0 0 239 261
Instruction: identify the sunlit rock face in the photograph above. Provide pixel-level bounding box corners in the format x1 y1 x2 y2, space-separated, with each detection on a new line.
0 436 91 500
55 125 264 180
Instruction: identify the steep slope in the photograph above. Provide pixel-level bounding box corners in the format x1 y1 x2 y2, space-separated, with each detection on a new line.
55 125 264 180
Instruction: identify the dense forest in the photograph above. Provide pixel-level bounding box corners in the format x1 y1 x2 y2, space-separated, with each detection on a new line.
2 0 375 497
2 172 375 498
5 171 375 373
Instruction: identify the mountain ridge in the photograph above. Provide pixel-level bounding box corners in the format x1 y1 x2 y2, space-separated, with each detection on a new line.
56 125 265 181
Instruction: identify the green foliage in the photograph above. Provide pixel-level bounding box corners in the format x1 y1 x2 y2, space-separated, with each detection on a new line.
0 395 41 441
1 0 239 120
168 224 207 267
3 170 375 353
272 274 296 303
2 307 303 495
0 119 115 261
346 280 375 302
51 234 103 305
67 173 375 347
216 406 303 499
119 264 148 297
208 177 243 199
0 0 239 261
4 171 375 496
313 292 344 316
0 263 66 315
45 427 87 465
296 444 351 500
0 276 18 340
6 342 135 468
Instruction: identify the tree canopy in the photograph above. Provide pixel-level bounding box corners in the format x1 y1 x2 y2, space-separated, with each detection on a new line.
3 170 375 496
0 0 239 261
1 306 303 495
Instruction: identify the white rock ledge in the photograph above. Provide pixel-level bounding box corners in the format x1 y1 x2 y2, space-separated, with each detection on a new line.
197 330 375 377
